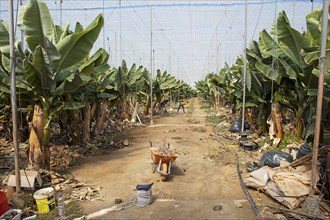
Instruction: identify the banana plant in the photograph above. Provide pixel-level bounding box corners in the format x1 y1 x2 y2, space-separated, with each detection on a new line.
256 11 318 138
59 48 113 142
139 68 153 115
0 20 39 140
113 60 144 118
18 0 104 169
246 41 274 131
125 63 144 120
301 7 330 139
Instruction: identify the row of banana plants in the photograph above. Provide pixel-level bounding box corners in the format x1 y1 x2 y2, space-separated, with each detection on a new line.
196 8 330 141
0 0 193 169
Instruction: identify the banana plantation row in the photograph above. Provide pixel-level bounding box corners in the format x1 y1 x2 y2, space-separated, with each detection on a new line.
196 8 330 142
0 0 194 169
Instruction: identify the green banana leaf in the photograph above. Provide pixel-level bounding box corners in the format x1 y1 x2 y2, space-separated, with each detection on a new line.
0 21 10 54
78 48 108 73
276 11 309 60
1 54 10 73
255 61 281 84
75 22 84 33
97 93 118 100
24 46 53 97
127 66 144 87
259 30 301 72
63 101 86 110
44 37 61 73
18 0 54 52
60 22 71 41
55 14 104 73
53 25 63 44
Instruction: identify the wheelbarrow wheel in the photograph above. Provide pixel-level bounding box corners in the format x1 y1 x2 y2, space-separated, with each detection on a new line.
160 163 168 181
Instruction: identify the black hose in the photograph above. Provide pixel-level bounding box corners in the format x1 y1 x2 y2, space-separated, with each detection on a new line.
236 157 260 216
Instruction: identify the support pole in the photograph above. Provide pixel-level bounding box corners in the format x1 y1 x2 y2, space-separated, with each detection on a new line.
115 31 117 67
241 0 247 132
60 0 63 27
310 0 329 194
119 0 122 62
102 0 105 49
150 4 154 126
9 0 21 192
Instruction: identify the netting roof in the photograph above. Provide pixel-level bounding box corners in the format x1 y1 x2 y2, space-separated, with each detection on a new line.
0 0 322 85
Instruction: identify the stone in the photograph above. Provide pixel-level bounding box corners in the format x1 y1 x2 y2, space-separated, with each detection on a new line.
234 199 247 208
115 198 123 204
123 139 129 146
213 205 222 211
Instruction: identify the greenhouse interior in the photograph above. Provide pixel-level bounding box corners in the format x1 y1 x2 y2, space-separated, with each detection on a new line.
0 0 329 219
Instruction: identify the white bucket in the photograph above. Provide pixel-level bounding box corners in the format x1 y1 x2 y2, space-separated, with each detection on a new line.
33 187 55 214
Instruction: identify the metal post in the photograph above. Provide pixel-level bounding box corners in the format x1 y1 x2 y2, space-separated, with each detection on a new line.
119 0 122 62
115 31 117 67
103 0 105 49
150 4 153 126
107 36 111 64
241 0 247 132
20 0 24 50
168 42 171 73
60 0 63 27
216 27 219 73
310 0 329 194
9 0 21 192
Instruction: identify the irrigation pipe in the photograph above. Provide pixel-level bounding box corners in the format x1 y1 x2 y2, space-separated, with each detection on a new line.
236 157 260 216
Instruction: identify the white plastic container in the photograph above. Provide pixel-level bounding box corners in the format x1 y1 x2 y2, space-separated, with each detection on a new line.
0 209 22 220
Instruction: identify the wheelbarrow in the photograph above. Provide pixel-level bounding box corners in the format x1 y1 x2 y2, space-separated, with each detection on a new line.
150 142 177 181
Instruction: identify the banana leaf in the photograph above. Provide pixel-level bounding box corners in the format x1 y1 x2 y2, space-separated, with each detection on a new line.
0 21 10 54
56 14 104 73
18 0 54 52
276 11 308 60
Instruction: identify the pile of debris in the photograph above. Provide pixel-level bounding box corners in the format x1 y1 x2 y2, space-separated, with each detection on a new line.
2 169 102 203
243 146 330 217
39 169 102 202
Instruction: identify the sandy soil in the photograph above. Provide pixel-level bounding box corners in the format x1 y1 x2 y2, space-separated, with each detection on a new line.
71 98 263 219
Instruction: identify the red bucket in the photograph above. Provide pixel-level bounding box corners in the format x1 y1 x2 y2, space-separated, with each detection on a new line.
0 191 9 215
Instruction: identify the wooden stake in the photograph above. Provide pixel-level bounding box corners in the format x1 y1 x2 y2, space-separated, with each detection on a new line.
310 0 329 195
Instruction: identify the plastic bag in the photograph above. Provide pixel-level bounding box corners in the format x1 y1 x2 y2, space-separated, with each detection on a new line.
136 183 154 207
136 182 154 191
260 151 293 168
296 144 312 159
229 118 250 132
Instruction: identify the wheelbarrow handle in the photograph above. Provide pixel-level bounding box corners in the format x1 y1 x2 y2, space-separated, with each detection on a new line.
157 158 172 176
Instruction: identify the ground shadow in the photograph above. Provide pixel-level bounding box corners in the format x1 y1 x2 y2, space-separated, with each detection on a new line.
166 164 185 182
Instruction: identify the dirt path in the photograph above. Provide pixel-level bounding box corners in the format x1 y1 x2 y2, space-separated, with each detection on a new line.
71 98 257 219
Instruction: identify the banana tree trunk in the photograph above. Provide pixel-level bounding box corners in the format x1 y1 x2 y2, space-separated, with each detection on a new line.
293 107 306 139
271 102 284 138
256 105 268 133
94 99 108 136
131 102 138 123
90 101 97 120
121 86 129 118
213 92 217 110
27 104 50 170
67 110 81 145
82 104 91 143
245 107 254 127
144 96 150 116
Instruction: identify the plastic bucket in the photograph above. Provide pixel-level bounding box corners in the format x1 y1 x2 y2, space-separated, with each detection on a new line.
0 191 9 215
33 187 55 214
